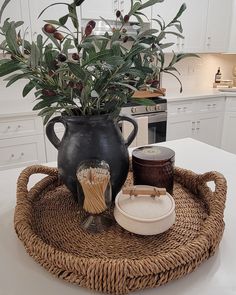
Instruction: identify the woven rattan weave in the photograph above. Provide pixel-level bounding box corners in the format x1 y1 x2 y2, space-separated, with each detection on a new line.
14 165 227 294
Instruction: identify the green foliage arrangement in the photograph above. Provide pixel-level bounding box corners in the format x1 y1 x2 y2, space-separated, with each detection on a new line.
0 0 197 123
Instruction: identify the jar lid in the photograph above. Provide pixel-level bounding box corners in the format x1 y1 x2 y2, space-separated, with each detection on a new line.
115 185 175 221
132 146 175 165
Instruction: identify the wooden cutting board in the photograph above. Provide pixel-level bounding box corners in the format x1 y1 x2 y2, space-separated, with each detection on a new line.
132 89 166 98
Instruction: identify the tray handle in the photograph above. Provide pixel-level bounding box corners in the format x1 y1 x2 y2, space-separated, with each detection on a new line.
17 165 58 194
198 171 227 209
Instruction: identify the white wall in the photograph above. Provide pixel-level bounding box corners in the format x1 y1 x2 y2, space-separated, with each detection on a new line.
162 53 236 94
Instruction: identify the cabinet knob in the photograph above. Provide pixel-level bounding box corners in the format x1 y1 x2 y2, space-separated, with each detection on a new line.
11 154 15 158
7 126 11 129
20 152 24 157
17 125 22 129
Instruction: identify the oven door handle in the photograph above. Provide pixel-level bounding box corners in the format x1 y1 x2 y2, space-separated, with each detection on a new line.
146 112 167 124
117 115 138 147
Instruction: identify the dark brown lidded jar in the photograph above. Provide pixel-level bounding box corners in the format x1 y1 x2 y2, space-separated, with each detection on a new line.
132 146 175 194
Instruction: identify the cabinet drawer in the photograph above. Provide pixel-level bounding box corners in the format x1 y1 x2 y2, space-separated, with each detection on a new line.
0 135 46 170
0 115 43 139
167 101 194 116
197 98 225 113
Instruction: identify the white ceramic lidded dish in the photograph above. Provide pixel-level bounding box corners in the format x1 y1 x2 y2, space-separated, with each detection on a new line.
114 185 175 235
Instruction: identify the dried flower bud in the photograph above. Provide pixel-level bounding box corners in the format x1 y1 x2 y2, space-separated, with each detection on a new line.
112 27 116 33
72 53 80 60
68 81 75 88
146 79 153 85
85 24 93 36
122 28 127 33
87 20 96 29
151 43 156 49
151 80 160 88
116 10 121 18
124 15 130 23
42 89 56 97
123 36 129 43
75 81 83 91
44 24 56 34
57 53 67 62
52 60 59 69
53 31 64 41
24 49 30 55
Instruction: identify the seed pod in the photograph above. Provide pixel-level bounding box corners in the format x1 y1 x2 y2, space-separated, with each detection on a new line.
116 10 121 18
42 89 56 97
72 53 80 60
57 53 67 62
85 24 93 36
122 28 127 33
123 36 129 43
53 31 64 41
87 20 96 29
124 15 130 23
44 24 56 34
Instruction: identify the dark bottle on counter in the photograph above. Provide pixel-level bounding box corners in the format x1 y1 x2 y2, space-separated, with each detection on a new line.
215 67 222 83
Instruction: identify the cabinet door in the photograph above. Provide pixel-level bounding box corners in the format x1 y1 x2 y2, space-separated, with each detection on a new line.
167 116 193 141
0 0 31 42
29 0 76 40
151 0 183 52
194 113 224 147
205 0 233 52
221 112 236 154
181 0 208 53
123 1 152 22
81 0 115 20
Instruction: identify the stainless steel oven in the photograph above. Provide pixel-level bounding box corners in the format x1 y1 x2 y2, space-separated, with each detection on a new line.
120 98 167 144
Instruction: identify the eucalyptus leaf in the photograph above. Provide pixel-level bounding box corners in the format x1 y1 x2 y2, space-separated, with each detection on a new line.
0 60 23 77
68 62 87 80
23 80 36 97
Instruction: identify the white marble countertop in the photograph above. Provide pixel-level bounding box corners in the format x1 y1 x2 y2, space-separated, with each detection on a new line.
0 138 236 295
164 88 236 102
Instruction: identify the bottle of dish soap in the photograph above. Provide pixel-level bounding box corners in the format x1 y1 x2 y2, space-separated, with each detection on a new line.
215 67 222 83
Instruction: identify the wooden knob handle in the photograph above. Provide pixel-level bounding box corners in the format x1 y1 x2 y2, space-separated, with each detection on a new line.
122 186 166 197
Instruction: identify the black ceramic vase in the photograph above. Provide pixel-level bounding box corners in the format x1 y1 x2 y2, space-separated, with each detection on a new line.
46 114 137 202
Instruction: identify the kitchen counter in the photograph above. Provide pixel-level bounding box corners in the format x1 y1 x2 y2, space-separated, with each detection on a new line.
0 138 236 295
164 88 236 102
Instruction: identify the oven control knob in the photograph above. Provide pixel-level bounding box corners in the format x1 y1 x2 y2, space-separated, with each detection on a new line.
155 105 161 111
146 106 150 112
131 107 137 113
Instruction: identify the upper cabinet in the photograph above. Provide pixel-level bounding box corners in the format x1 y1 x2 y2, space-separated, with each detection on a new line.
28 0 78 40
152 0 233 53
205 0 233 52
151 0 209 53
81 0 116 20
228 0 236 52
0 0 31 42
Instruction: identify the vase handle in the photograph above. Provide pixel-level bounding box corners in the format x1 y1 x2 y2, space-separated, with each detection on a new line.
46 116 65 149
118 115 138 147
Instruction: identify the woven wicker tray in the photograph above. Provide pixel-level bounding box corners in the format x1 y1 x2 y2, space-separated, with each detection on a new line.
15 165 227 295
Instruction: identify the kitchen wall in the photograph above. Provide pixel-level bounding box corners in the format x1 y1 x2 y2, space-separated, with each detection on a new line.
163 53 236 94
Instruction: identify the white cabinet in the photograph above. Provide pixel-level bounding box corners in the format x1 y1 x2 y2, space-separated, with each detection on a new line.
0 114 46 170
205 0 233 52
151 0 208 53
152 0 233 53
221 98 236 154
0 0 31 42
167 97 225 147
81 0 115 20
28 0 77 40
